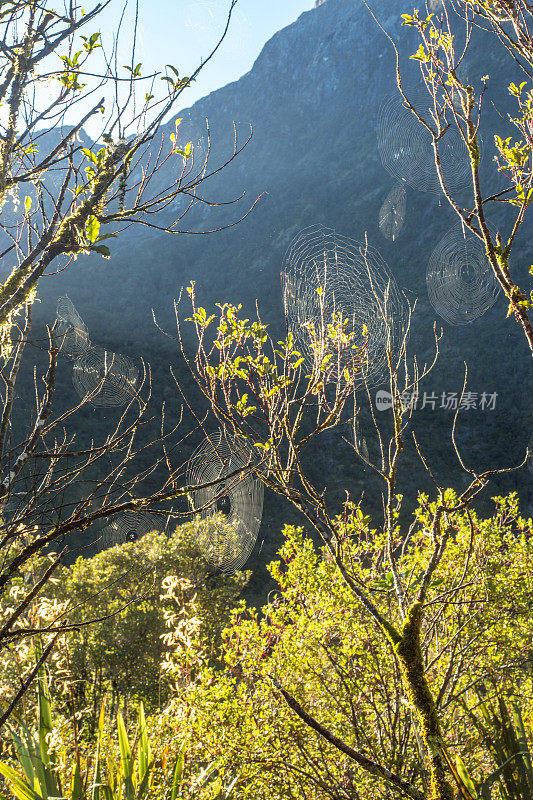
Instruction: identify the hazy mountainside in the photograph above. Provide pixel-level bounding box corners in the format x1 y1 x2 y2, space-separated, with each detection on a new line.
23 0 532 590
37 0 527 324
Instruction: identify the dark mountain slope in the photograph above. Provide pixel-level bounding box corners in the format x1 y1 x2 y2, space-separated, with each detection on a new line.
37 0 528 332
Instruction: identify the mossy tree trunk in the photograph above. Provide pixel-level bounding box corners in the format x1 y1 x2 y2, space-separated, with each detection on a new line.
394 602 455 800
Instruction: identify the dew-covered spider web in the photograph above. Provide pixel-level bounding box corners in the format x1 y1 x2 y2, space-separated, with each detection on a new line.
72 346 139 407
376 89 477 194
281 225 407 388
55 296 91 357
426 224 500 325
379 184 407 241
98 510 161 550
186 429 264 574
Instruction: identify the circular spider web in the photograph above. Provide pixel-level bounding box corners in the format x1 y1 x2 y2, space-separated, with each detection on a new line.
55 296 91 357
377 89 477 194
186 429 264 574
379 183 407 241
281 225 407 388
426 224 500 325
98 511 161 550
72 346 138 407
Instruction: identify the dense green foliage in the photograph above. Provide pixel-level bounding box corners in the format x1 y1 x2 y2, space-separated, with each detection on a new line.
181 493 533 799
1 495 532 799
0 519 247 730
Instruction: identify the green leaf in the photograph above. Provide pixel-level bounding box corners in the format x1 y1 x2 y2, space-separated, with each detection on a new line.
410 43 429 62
0 762 41 800
455 755 478 799
82 31 101 51
82 148 98 164
136 761 154 799
86 215 100 243
8 728 36 794
117 712 134 799
35 651 60 797
166 64 181 80
510 700 533 795
71 761 83 800
93 244 110 258
479 754 530 798
138 702 151 784
24 196 31 213
92 700 106 800
170 744 186 800
38 670 53 752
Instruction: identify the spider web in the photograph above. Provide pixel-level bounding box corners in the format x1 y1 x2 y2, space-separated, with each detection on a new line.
55 296 91 357
186 429 264 574
98 510 161 550
379 183 407 241
426 224 500 325
281 225 407 388
376 88 477 194
72 346 139 407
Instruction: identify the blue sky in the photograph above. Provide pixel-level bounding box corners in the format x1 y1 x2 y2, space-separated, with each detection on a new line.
100 0 313 109
30 1 314 138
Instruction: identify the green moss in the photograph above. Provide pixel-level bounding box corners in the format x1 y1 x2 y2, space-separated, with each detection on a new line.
396 602 454 800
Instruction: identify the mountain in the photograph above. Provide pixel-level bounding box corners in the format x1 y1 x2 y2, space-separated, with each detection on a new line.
26 0 532 591
38 0 530 339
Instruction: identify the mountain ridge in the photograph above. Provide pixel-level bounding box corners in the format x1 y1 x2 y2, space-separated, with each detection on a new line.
24 0 531 567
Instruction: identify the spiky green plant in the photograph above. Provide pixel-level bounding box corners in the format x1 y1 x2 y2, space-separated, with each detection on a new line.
0 661 81 800
0 668 196 800
0 683 237 800
451 687 533 800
